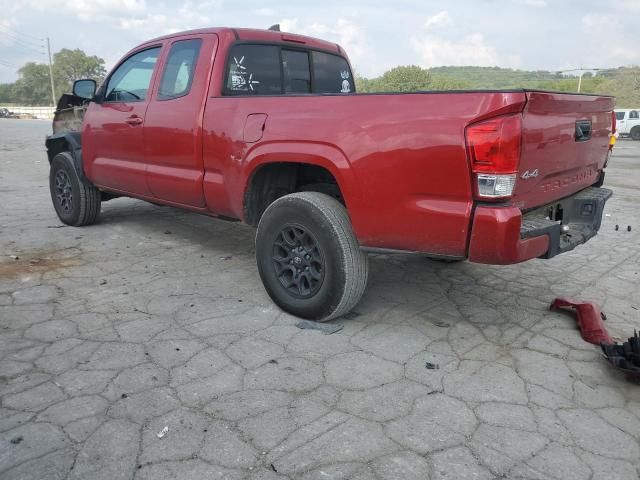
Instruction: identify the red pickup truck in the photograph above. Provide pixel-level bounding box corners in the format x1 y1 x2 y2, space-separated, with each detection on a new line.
46 27 615 321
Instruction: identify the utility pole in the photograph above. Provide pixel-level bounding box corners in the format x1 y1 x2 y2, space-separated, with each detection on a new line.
46 37 56 107
577 72 583 93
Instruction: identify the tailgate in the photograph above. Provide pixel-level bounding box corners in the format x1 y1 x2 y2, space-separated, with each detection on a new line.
511 91 615 210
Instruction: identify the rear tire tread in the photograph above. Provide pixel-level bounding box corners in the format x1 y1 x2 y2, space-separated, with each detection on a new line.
257 192 368 321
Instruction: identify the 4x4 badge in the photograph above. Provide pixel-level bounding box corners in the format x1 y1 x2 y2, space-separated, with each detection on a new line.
521 169 539 180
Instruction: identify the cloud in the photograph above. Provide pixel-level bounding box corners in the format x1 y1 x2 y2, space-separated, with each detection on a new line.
412 33 499 67
254 8 276 17
16 0 148 21
581 12 639 65
0 18 17 47
279 18 299 33
523 0 547 7
424 11 451 30
118 14 169 32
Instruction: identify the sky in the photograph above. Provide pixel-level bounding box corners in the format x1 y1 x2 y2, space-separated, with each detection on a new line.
0 0 639 84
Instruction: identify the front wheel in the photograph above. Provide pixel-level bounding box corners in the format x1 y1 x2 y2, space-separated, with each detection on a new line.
49 152 101 226
255 192 368 321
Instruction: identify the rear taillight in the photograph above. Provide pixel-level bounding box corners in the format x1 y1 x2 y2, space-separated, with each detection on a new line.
466 114 522 200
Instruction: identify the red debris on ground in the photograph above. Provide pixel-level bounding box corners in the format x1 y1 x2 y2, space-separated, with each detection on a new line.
550 297 613 345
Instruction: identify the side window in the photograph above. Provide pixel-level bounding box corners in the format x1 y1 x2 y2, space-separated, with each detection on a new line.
630 111 639 119
282 49 311 94
225 45 281 95
158 39 202 100
312 51 354 94
615 111 626 121
105 47 161 102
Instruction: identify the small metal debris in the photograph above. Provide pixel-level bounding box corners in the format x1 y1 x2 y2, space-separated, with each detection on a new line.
219 255 232 261
10 436 23 445
270 464 278 472
615 225 619 231
121 393 128 399
432 320 450 328
425 362 440 370
164 230 172 234
9 255 19 260
157 426 169 439
99 279 107 285
628 225 632 232
295 319 343 335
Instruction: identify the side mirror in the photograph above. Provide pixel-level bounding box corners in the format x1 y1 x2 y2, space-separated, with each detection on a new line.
72 79 97 100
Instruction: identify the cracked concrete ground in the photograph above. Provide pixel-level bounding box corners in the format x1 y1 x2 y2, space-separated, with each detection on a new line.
1 118 639 480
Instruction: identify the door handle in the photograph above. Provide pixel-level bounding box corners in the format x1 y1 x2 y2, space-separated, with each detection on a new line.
125 115 143 126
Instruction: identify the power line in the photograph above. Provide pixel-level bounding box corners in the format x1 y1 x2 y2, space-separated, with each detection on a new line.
0 26 44 50
0 34 45 55
0 60 18 69
0 24 43 43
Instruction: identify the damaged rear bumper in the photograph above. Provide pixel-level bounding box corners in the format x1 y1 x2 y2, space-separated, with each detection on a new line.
468 186 612 265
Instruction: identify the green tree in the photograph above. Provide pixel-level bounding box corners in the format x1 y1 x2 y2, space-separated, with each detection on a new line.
356 65 469 93
52 48 106 94
370 65 434 92
1 48 107 105
0 83 15 103
595 67 640 107
12 62 53 105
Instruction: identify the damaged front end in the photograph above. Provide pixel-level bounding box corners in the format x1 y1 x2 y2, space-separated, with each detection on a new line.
52 93 88 134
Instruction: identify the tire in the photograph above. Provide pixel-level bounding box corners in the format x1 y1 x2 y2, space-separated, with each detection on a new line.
255 192 368 321
631 127 640 141
49 152 101 226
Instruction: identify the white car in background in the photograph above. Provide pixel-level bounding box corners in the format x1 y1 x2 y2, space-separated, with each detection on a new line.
615 109 640 140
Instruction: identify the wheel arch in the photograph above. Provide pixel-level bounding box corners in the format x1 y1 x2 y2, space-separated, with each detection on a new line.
241 143 361 227
45 132 84 179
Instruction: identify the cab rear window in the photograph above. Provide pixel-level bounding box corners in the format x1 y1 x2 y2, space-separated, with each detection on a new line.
224 44 353 96
616 111 626 120
312 51 354 94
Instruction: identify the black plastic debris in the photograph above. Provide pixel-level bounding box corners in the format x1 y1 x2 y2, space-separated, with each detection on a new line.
10 436 23 445
295 319 343 335
601 330 640 384
425 362 440 370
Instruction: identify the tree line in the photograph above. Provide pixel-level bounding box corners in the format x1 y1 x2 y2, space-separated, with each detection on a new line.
356 65 640 107
0 49 106 106
1 48 638 107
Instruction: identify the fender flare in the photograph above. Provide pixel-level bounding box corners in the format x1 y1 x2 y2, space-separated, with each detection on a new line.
240 141 363 227
242 141 360 207
45 132 85 180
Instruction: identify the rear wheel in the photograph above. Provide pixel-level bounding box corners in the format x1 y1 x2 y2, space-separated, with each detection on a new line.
255 192 368 321
49 152 101 226
631 127 640 141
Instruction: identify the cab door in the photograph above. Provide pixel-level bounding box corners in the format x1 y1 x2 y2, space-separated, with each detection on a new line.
143 34 218 207
83 46 162 195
